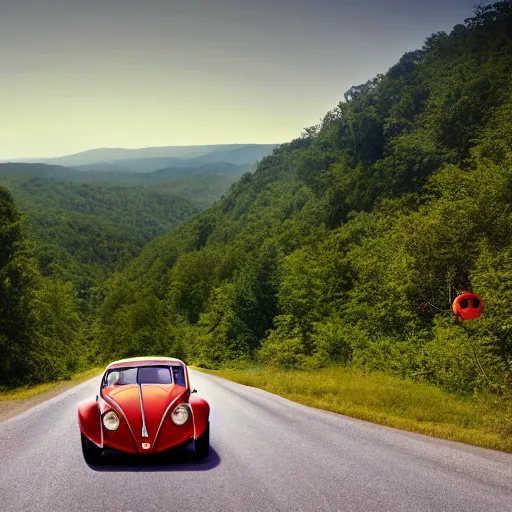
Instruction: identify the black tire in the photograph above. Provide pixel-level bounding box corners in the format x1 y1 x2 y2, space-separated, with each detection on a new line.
81 433 103 465
194 422 210 459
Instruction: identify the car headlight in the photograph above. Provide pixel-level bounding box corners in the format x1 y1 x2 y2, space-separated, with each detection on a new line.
103 410 120 431
171 404 190 426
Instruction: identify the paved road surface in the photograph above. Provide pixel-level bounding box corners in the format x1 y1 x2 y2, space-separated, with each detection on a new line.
1 370 511 512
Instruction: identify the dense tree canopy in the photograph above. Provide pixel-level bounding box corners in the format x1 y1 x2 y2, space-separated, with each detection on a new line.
0 175 199 298
0 187 88 385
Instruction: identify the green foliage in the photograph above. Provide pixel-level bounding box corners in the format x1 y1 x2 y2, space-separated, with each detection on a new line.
0 187 88 386
194 283 252 367
258 316 310 369
0 158 226 385
0 175 198 298
0 187 39 383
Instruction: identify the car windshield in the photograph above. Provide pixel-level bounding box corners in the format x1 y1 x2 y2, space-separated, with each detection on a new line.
103 366 185 387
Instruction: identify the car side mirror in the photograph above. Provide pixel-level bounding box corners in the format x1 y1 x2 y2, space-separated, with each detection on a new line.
191 388 197 393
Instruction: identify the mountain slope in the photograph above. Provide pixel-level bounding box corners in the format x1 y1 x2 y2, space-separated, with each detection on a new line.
7 143 278 168
0 161 251 211
95 2 512 396
0 171 198 297
180 144 278 167
71 145 277 173
0 186 90 385
0 161 247 184
73 157 185 173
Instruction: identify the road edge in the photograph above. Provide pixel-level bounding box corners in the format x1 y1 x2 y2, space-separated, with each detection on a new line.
0 368 103 422
192 366 512 454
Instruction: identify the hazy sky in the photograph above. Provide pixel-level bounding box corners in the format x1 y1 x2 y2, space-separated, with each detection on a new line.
1 0 485 159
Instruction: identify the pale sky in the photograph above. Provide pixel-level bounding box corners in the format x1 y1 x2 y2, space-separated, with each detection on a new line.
1 0 483 159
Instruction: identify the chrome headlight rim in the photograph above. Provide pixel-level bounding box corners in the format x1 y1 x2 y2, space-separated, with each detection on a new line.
102 410 120 431
170 403 191 426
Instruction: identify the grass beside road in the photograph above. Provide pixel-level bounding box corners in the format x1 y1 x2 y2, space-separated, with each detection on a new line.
0 367 103 402
195 366 512 453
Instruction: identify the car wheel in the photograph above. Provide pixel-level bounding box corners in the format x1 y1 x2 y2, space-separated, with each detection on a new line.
194 422 210 459
81 433 103 464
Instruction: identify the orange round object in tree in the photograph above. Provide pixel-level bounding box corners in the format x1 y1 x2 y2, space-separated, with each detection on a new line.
452 293 483 320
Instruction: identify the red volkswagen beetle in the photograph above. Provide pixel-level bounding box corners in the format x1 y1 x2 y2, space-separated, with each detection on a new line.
78 357 210 464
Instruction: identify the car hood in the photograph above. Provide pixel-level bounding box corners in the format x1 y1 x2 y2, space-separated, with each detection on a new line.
103 384 186 447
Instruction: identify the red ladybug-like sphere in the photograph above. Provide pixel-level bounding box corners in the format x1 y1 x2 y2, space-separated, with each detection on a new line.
452 293 483 321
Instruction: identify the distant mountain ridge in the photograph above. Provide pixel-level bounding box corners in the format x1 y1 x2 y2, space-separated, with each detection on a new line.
4 143 279 170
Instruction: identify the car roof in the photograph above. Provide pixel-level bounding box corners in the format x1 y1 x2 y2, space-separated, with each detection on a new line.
105 356 186 370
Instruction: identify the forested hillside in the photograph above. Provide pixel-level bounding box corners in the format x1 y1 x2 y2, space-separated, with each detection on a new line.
0 187 88 385
0 161 249 184
0 161 251 210
0 156 258 296
94 1 512 396
0 159 252 385
0 173 197 298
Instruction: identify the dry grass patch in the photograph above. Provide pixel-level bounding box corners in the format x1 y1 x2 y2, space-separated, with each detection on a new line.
195 366 512 453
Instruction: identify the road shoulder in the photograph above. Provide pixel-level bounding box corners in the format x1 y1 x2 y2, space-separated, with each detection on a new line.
194 366 512 454
0 368 102 422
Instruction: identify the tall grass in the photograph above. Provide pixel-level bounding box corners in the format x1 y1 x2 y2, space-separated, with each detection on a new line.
196 366 512 453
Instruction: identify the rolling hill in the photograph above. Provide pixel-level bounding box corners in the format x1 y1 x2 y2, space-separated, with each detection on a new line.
5 143 278 171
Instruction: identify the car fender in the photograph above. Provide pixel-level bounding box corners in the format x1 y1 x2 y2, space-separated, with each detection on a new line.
190 395 210 439
78 399 102 448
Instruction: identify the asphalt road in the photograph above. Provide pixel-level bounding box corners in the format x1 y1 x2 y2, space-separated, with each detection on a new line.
1 370 511 512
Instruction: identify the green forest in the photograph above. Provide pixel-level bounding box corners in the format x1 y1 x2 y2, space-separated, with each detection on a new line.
0 171 199 294
2 1 512 399
0 176 200 384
